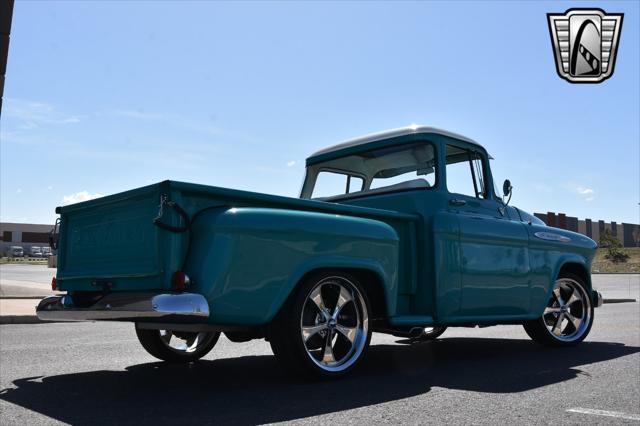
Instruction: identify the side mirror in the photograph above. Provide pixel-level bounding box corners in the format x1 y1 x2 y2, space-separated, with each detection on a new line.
502 179 512 197
501 179 513 209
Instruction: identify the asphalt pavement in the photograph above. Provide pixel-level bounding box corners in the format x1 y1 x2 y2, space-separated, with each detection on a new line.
0 301 638 425
0 264 58 298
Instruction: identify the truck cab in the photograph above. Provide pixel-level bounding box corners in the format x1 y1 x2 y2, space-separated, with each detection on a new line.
301 126 543 322
8 246 24 258
28 246 43 257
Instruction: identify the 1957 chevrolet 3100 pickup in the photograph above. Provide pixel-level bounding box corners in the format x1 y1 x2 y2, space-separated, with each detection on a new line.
38 126 603 378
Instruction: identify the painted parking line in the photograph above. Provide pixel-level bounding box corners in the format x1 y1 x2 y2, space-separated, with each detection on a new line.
567 408 640 421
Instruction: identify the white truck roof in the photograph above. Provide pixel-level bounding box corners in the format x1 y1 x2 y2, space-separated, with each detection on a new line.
308 125 484 160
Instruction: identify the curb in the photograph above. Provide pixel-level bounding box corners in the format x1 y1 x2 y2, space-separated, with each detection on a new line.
0 296 50 299
592 272 640 275
0 315 47 325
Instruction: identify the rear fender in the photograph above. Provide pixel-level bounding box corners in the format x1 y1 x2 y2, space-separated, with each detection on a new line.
186 207 399 325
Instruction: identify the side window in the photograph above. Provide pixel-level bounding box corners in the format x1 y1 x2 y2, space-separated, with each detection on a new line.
312 171 364 198
445 145 486 198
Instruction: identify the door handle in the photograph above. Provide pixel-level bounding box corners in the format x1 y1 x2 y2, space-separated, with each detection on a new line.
449 198 466 206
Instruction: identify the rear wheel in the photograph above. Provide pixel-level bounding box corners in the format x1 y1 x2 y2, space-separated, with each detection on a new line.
135 324 220 362
523 273 594 346
269 271 372 378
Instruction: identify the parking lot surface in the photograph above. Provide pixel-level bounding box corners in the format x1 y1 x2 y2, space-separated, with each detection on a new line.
1 301 638 425
0 264 58 298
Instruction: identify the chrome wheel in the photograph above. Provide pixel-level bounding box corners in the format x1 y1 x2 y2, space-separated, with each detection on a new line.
542 278 592 342
300 276 369 373
158 330 211 353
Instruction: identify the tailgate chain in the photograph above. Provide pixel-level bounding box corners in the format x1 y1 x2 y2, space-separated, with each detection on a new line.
153 195 191 233
49 217 61 250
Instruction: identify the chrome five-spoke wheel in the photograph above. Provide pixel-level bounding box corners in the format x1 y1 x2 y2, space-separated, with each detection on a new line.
300 277 369 373
524 273 594 346
542 279 592 341
269 271 372 378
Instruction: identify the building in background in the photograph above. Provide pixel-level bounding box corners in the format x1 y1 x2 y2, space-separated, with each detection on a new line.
534 213 639 247
0 222 54 254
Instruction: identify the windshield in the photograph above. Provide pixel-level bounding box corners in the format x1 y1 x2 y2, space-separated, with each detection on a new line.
301 142 436 199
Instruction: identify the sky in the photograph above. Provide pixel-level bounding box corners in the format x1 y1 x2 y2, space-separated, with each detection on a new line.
1 0 639 225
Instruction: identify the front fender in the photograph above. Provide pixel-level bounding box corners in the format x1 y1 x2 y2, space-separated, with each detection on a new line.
527 224 597 318
185 207 399 325
531 253 594 317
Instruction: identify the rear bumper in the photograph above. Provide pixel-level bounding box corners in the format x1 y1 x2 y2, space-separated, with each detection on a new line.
36 292 210 322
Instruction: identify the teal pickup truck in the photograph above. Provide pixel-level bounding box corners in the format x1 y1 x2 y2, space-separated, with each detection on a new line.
38 126 602 378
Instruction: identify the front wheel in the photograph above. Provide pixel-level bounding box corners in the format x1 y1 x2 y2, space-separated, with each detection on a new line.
135 324 220 362
269 271 372 378
523 273 594 346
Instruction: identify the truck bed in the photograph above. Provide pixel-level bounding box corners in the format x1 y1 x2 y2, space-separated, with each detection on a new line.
55 180 419 294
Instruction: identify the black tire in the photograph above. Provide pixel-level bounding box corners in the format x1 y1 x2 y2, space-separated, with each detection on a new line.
523 272 594 347
135 324 220 363
269 270 372 379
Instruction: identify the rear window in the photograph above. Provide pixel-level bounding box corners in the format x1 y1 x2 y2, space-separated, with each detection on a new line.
304 142 436 199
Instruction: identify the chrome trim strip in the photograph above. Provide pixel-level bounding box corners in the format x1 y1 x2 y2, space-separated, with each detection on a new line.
534 231 572 242
36 292 209 322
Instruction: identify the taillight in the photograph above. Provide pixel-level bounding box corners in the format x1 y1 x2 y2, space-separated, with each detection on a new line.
51 277 57 291
171 271 190 291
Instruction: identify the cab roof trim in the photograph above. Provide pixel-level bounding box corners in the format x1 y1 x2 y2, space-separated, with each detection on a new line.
307 125 486 162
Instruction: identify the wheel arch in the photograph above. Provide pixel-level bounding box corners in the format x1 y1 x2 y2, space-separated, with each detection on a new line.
267 261 393 324
557 262 592 291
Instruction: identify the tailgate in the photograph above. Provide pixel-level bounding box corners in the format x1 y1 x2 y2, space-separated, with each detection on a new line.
56 182 183 292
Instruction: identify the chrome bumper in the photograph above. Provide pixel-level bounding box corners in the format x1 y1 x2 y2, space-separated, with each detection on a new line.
36 292 210 322
593 290 603 308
